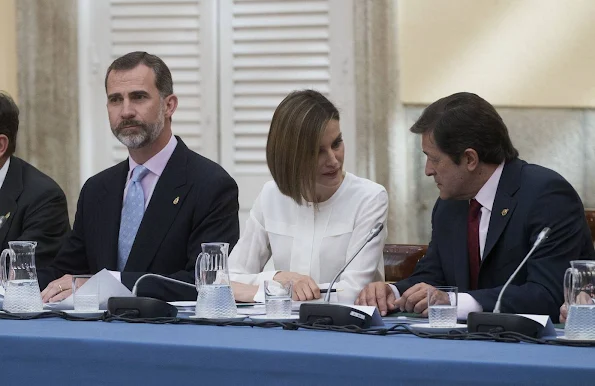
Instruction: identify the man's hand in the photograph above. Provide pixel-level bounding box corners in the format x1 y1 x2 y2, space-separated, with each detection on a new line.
41 274 80 303
561 291 593 323
560 303 568 324
355 282 397 316
395 282 435 317
231 281 259 303
273 271 320 301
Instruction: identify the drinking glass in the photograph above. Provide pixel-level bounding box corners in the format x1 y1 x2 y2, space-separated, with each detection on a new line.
72 275 99 311
427 286 458 327
264 280 292 318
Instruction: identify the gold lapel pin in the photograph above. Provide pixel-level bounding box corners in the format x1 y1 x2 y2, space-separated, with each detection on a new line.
173 196 180 205
501 208 509 216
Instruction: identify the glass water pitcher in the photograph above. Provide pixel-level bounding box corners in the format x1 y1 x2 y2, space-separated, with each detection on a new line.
194 242 237 318
0 241 43 313
563 260 595 340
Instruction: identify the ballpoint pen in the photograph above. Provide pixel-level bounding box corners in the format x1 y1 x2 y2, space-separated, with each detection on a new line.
319 288 343 294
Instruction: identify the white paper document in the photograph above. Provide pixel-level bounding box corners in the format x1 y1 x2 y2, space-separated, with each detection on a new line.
517 314 556 337
44 269 133 310
350 305 384 327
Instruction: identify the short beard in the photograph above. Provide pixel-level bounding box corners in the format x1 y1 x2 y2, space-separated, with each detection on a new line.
112 107 165 149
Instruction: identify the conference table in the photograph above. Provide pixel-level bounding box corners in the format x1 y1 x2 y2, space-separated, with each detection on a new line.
0 314 592 385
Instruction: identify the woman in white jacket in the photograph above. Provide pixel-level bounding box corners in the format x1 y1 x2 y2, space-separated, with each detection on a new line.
230 90 388 304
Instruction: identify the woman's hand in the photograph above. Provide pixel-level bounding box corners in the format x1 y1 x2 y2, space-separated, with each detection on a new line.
273 271 320 301
231 281 259 303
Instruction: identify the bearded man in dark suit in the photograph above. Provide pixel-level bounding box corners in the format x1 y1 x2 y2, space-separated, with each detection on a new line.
40 52 239 302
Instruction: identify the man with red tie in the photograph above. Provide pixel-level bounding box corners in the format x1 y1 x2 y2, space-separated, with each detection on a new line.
356 92 594 322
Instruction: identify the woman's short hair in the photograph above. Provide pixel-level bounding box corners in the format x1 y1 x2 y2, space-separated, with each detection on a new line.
266 90 339 205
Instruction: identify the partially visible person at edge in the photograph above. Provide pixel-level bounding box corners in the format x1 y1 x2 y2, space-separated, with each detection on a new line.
0 91 70 267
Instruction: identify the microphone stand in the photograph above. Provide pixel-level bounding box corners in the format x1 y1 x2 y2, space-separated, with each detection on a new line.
299 223 384 328
132 273 196 296
324 241 368 303
108 274 196 318
467 227 551 337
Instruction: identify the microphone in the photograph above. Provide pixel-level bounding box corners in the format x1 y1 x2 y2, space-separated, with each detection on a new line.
131 273 196 296
108 273 196 318
493 227 550 313
300 222 384 328
467 227 552 337
324 223 384 302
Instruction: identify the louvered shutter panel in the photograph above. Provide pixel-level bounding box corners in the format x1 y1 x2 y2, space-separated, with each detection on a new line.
108 0 218 163
219 0 356 228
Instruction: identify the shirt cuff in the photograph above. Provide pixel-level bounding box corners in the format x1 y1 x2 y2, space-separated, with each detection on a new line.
389 284 401 299
389 284 481 321
257 270 279 285
253 281 265 303
108 270 121 282
457 293 483 320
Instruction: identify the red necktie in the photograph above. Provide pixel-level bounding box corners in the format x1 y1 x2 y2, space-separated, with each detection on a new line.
467 199 482 290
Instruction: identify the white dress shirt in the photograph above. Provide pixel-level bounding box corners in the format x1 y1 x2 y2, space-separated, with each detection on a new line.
391 162 505 320
229 172 388 304
0 157 11 190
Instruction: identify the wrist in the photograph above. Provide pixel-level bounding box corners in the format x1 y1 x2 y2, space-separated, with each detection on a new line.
273 271 286 283
232 282 259 303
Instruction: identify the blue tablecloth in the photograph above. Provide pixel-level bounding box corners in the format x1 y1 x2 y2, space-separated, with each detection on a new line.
0 318 592 385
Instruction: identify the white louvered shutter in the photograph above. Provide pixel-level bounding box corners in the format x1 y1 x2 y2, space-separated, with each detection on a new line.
79 0 356 227
219 0 356 229
80 0 218 179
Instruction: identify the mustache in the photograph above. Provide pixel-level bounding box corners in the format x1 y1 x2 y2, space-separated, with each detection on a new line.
116 120 145 131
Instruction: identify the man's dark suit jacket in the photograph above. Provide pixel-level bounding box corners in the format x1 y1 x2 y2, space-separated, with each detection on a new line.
0 156 70 268
396 158 595 321
38 137 240 301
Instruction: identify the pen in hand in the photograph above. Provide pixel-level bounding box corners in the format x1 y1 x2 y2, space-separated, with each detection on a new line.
320 288 342 294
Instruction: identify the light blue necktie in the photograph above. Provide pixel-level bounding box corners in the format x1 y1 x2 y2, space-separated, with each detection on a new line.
117 165 150 271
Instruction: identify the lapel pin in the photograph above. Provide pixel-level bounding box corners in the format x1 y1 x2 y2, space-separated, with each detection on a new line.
501 208 509 216
173 196 179 205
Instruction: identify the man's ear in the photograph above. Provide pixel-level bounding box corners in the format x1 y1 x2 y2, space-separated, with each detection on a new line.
0 135 10 159
163 94 178 120
463 148 479 171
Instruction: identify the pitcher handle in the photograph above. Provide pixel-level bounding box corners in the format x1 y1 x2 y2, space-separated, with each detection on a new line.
563 267 574 306
195 252 208 291
0 248 14 290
